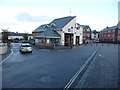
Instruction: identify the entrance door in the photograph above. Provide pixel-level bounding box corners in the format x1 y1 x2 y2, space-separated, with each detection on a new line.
64 33 73 46
76 36 79 45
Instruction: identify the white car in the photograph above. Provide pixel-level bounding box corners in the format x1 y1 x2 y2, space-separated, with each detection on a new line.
20 43 32 53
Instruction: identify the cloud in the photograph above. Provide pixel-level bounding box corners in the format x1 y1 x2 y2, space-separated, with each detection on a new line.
0 1 118 33
0 0 119 3
0 7 67 33
15 12 52 22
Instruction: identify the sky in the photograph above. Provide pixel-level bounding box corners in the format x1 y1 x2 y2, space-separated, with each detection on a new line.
0 0 119 33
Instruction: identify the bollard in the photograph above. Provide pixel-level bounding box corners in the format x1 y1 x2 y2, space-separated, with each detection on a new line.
96 43 98 46
70 45 73 49
102 43 103 46
91 43 92 46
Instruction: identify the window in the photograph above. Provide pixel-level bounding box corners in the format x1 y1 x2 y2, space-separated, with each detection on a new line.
83 33 85 36
74 24 77 28
108 30 111 33
108 34 110 37
46 39 50 43
68 29 70 32
44 24 49 28
112 34 114 37
112 30 115 32
50 23 56 27
71 27 73 29
38 39 43 43
35 39 38 43
76 27 80 30
51 38 58 43
86 27 90 31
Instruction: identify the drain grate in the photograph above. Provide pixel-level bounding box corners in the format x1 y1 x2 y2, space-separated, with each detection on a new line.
37 75 53 83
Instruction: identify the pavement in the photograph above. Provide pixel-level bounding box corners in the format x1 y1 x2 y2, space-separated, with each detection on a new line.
1 48 11 61
75 44 119 89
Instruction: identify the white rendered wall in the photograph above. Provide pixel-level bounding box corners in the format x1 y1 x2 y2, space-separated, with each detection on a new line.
63 17 76 45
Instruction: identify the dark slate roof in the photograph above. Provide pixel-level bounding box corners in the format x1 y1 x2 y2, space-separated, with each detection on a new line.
79 25 85 27
84 25 91 30
33 24 47 32
101 26 118 31
50 16 76 30
79 25 91 30
76 23 81 27
92 30 99 33
35 30 61 38
9 32 32 36
117 21 120 28
33 16 76 32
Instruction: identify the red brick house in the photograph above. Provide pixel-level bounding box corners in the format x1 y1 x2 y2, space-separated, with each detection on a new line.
79 25 92 44
117 21 120 43
99 26 119 43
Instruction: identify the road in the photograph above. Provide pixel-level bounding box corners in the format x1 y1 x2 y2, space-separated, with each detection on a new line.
2 43 98 88
1 43 119 89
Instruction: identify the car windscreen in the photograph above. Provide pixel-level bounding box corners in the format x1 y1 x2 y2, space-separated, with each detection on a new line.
21 45 30 47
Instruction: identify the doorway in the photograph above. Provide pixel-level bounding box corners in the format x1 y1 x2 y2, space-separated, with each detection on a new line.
64 33 73 46
76 36 79 45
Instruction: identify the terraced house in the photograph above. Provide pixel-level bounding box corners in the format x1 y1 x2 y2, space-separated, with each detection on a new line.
117 21 120 42
99 26 119 43
79 25 92 44
32 16 83 46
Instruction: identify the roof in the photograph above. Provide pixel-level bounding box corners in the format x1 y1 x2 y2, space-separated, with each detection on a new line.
92 30 99 33
21 43 30 45
33 24 48 32
33 16 76 32
50 16 76 30
117 21 120 29
84 25 91 30
9 32 32 36
76 23 81 27
79 25 84 27
79 25 91 30
35 30 61 38
101 26 118 31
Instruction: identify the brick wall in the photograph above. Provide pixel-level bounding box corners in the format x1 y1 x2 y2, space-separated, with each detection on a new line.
99 28 119 43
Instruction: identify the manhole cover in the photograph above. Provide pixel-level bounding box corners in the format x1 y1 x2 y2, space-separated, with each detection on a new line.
37 76 53 83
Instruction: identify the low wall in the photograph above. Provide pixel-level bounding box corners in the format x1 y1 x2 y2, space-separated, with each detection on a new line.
0 43 7 54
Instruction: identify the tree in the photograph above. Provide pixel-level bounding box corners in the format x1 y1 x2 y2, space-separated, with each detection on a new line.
23 33 28 40
2 29 9 43
15 38 19 40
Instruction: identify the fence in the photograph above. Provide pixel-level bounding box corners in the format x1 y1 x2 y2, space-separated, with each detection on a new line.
0 43 8 54
84 42 120 47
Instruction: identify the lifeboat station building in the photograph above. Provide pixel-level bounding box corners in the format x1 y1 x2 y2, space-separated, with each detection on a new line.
32 16 83 46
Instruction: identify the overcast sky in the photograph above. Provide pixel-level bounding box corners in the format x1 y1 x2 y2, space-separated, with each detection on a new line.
0 0 119 33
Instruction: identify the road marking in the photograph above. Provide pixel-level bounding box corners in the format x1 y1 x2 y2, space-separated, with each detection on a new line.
93 57 96 60
13 52 19 55
98 54 102 57
41 49 50 51
0 49 13 64
63 47 99 90
57 50 65 51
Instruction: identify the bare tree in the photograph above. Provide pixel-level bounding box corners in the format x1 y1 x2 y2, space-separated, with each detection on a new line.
1 29 9 43
23 33 28 40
